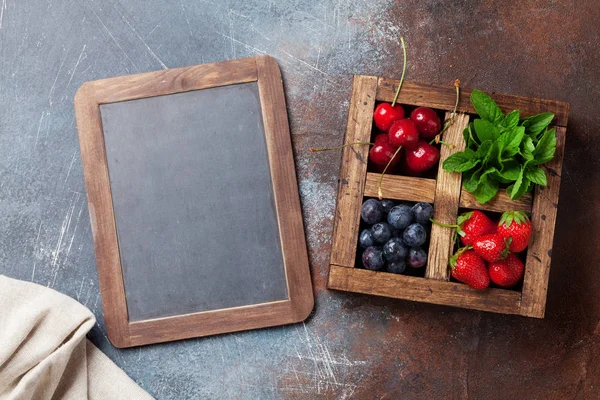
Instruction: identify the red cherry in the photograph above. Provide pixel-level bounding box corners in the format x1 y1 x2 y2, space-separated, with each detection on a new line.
374 133 389 145
404 140 440 174
369 134 401 166
399 156 420 176
410 107 441 139
374 103 405 132
388 119 419 149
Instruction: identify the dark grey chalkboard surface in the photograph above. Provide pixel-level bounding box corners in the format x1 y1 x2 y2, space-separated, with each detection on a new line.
99 82 288 322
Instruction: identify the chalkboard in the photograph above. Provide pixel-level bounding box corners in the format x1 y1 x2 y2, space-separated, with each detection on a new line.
75 57 313 347
100 82 288 321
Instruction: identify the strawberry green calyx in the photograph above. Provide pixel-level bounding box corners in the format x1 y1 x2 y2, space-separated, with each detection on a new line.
457 211 473 226
499 211 530 228
449 246 472 269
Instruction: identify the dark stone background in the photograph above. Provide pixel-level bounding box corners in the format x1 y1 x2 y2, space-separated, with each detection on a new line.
1 0 598 398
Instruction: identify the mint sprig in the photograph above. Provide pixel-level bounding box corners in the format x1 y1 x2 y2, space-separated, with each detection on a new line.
443 90 556 204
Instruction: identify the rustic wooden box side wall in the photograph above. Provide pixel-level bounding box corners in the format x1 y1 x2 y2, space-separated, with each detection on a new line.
329 75 378 269
327 76 568 318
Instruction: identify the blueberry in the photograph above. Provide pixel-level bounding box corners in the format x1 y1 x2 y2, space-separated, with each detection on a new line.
358 229 375 248
371 222 392 244
403 223 427 247
382 238 408 262
361 199 384 225
386 260 407 274
361 246 385 270
408 247 428 268
411 202 434 224
387 205 413 230
380 199 396 214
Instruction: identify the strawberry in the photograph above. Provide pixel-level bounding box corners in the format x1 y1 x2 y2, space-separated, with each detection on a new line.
457 211 497 246
489 253 525 288
472 233 510 263
449 248 490 290
497 211 532 253
432 210 496 246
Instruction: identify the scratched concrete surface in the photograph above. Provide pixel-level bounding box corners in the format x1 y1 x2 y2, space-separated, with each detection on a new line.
1 0 599 398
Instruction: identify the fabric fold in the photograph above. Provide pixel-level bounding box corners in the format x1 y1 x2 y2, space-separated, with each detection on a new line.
0 275 154 400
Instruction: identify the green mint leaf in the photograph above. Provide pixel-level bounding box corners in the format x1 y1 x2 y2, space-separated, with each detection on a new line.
498 160 521 181
507 167 524 199
491 170 512 184
525 165 547 186
507 167 531 200
500 126 525 157
470 90 504 123
442 149 479 172
522 179 532 196
532 128 556 165
502 110 520 128
476 140 493 160
463 167 484 192
519 135 535 161
471 171 500 204
487 141 504 169
522 112 555 137
506 184 514 196
463 123 478 147
467 122 479 145
523 135 535 153
462 126 470 146
473 119 501 143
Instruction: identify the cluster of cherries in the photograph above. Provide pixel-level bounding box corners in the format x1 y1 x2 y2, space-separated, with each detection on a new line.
370 103 443 175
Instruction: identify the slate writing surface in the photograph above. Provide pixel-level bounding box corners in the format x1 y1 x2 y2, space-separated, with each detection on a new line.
99 82 288 322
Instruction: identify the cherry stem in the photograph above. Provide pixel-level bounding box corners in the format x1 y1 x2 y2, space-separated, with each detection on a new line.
429 138 455 149
310 142 374 152
377 145 402 200
430 80 461 147
391 37 407 108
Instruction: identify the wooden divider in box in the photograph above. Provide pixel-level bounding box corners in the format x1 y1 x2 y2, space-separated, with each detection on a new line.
363 174 533 214
425 112 469 281
327 75 569 318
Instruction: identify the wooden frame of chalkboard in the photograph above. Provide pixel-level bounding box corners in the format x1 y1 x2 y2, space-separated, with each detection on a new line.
74 56 313 347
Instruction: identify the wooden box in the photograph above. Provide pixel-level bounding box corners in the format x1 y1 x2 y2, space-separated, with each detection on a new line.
327 76 569 318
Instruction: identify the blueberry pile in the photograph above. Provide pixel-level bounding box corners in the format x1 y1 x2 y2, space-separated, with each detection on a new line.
359 198 433 274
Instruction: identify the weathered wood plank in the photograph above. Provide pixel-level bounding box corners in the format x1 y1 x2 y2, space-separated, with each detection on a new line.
460 190 533 214
90 58 258 104
328 265 522 315
426 113 470 281
520 126 566 318
376 79 569 127
329 76 378 268
363 173 436 203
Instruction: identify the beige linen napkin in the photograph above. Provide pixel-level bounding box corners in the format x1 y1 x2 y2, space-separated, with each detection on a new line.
0 275 154 400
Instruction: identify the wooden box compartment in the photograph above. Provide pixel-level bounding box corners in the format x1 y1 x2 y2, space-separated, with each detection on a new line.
327 76 569 318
